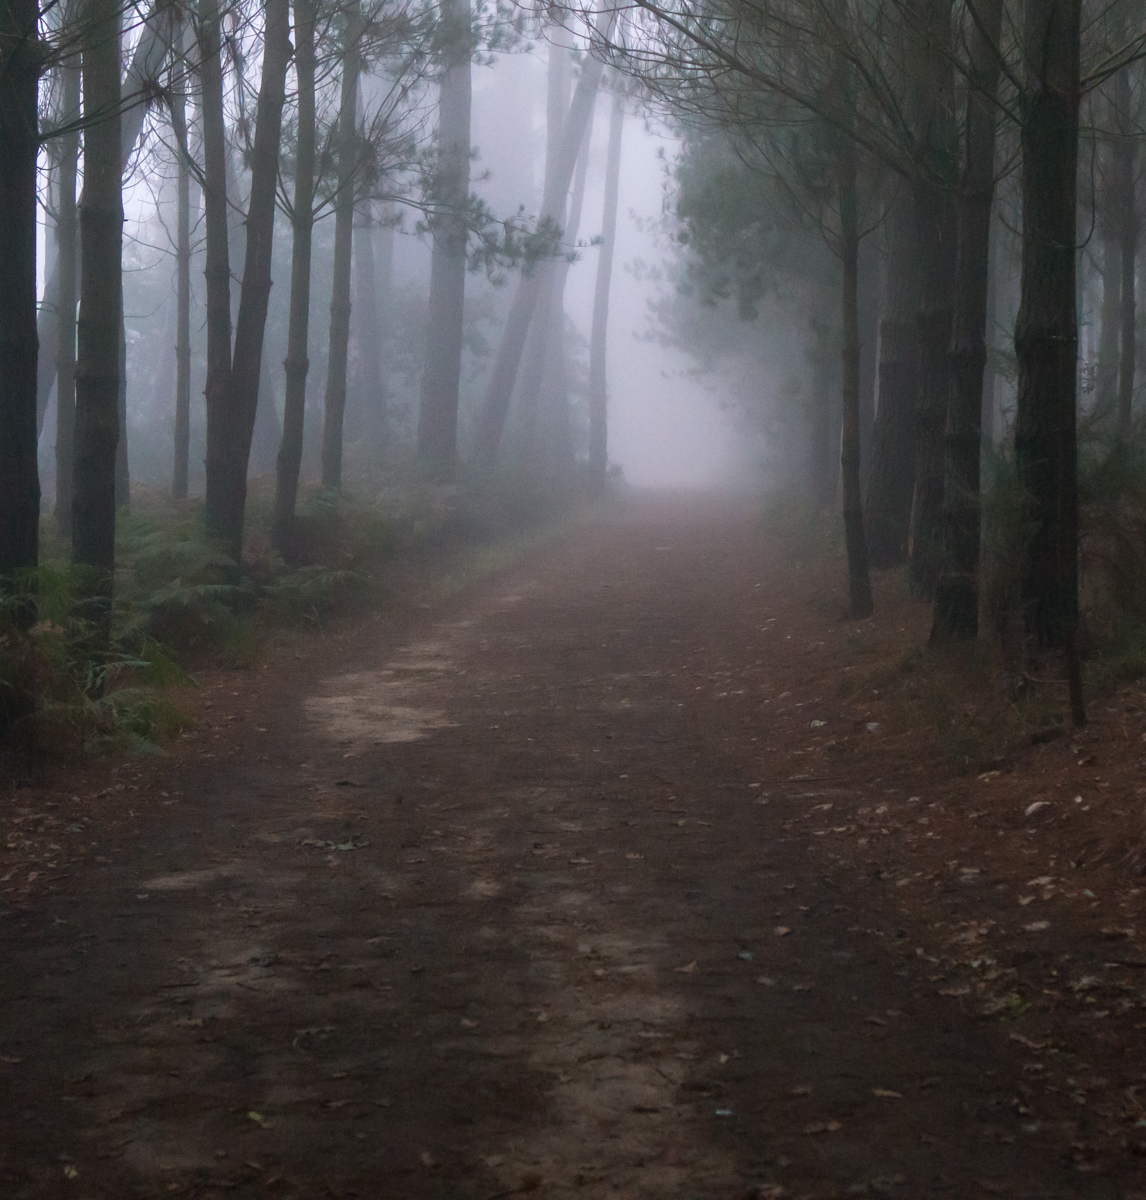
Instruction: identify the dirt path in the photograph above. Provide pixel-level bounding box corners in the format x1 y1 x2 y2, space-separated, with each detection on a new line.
3 495 1146 1199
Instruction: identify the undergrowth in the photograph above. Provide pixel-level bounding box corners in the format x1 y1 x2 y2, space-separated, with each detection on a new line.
2 471 587 763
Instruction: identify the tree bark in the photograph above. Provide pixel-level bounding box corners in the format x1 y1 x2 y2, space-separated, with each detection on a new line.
1097 220 1119 415
415 0 471 481
72 0 122 616
55 24 80 537
202 0 291 562
931 0 1004 641
37 0 173 436
519 102 593 475
171 17 194 499
320 0 363 492
116 302 130 507
907 0 958 599
858 232 878 484
472 15 614 463
350 199 384 450
840 145 874 618
1014 0 1081 650
1114 66 1136 435
0 0 40 585
272 0 316 554
589 94 624 490
866 190 920 566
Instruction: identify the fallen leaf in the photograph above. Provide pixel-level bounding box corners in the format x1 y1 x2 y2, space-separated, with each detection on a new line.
1024 801 1051 817
804 1120 841 1135
738 951 754 961
872 1088 903 1098
1023 921 1051 932
419 1151 437 1168
63 1165 78 1180
789 1085 812 1096
675 960 698 973
938 986 971 997
247 1112 266 1125
774 926 791 937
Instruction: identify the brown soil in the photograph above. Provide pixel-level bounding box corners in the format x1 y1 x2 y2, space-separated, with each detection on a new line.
3 493 1146 1200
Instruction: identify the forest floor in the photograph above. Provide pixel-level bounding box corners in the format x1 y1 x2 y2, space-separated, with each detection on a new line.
3 491 1146 1200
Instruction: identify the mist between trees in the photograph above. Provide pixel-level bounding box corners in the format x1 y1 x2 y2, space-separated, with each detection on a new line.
5 0 1146 730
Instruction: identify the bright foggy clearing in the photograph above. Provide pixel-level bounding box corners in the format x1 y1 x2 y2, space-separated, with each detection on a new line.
6 0 1146 1196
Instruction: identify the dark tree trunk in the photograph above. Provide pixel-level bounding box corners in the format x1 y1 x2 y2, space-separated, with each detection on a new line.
809 326 837 508
272 0 316 553
0 0 40 585
171 20 193 500
320 0 362 492
839 146 874 619
202 0 290 562
415 0 471 481
931 0 1004 642
37 1 172 437
589 94 623 491
982 213 999 443
1014 0 1081 652
907 0 959 599
866 191 920 566
55 31 80 536
116 303 130 507
858 232 878 484
72 0 122 615
472 16 613 463
1115 68 1136 435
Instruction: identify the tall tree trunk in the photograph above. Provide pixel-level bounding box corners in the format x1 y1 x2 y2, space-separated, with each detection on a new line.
0 0 40 585
510 33 570 467
589 94 623 491
907 0 958 599
472 14 615 463
199 0 234 541
1097 217 1120 415
116 303 130 507
840 145 874 618
272 0 316 553
866 190 920 566
202 0 290 562
519 106 592 474
415 0 471 481
1115 67 1136 435
37 0 173 436
982 211 1000 443
858 233 878 484
1014 0 1081 651
351 199 385 452
72 0 122 622
55 26 80 537
171 27 192 500
320 0 362 492
931 0 1004 641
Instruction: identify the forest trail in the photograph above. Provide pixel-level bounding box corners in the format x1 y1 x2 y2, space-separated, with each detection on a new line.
3 493 1146 1199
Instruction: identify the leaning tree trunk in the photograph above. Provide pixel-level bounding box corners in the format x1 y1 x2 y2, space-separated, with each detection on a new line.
202 0 290 563
1114 66 1136 435
415 0 471 481
866 189 920 566
272 0 316 554
55 27 81 537
320 0 362 492
588 94 623 491
931 0 1004 641
839 144 874 619
0 0 40 586
519 104 592 475
72 0 122 629
1014 0 1081 658
907 0 959 599
472 14 615 463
